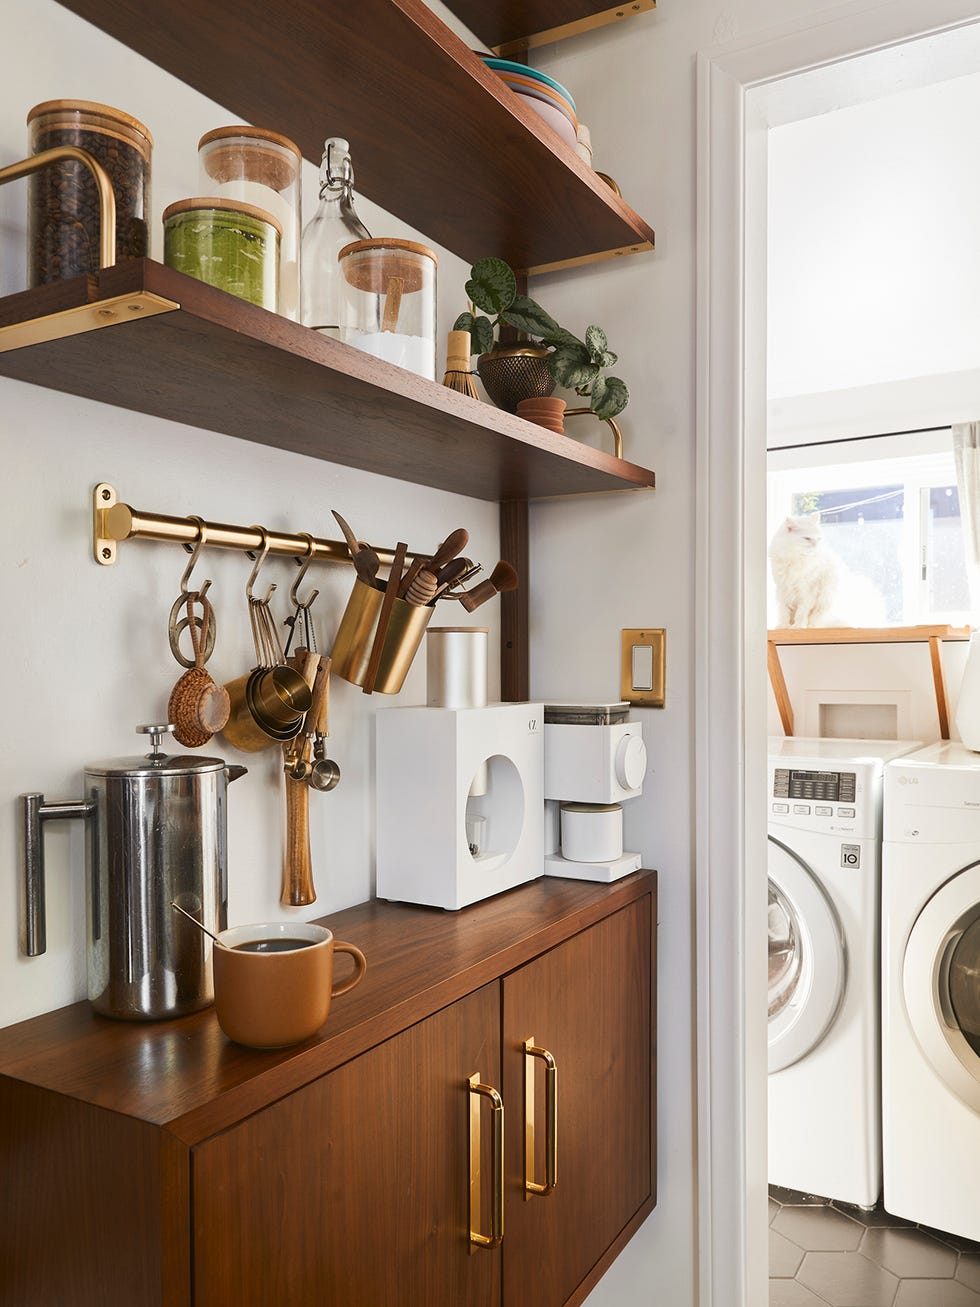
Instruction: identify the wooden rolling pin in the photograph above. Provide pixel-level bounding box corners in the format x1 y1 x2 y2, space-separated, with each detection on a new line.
281 651 321 906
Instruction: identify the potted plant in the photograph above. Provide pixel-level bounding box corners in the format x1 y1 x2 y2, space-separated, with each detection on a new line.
452 257 630 419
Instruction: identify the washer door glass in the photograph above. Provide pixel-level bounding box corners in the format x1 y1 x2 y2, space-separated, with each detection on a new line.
948 915 980 1060
769 882 803 1019
903 864 980 1113
768 837 846 1074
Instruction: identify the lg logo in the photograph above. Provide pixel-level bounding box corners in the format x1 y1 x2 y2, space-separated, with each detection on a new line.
528 718 539 733
897 775 919 786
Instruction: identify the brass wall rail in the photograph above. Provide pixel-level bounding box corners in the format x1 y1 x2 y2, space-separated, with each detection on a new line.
0 147 117 271
93 483 411 568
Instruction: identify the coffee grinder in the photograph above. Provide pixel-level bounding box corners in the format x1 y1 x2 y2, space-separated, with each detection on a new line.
375 628 544 910
542 702 647 882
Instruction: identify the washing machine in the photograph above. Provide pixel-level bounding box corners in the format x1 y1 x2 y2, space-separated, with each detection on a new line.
768 737 920 1208
882 741 980 1239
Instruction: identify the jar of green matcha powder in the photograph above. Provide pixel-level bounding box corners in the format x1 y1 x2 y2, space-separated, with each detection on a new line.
163 197 281 309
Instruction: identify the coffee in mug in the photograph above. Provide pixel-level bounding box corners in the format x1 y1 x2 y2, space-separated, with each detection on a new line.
213 921 366 1048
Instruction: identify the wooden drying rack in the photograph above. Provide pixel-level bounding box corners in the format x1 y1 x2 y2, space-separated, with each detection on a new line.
767 625 973 740
92 483 419 570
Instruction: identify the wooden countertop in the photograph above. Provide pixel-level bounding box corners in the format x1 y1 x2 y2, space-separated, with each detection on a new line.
0 872 656 1146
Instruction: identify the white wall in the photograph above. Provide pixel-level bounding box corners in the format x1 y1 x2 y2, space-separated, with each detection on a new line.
768 71 980 400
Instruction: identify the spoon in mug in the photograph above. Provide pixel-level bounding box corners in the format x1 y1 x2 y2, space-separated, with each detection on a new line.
171 900 224 946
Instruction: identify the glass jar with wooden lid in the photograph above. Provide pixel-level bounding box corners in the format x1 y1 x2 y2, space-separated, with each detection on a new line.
198 126 302 320
338 237 437 379
27 98 152 286
163 197 281 311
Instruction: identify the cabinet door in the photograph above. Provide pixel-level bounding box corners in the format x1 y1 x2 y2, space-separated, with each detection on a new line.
502 897 654 1307
193 983 501 1307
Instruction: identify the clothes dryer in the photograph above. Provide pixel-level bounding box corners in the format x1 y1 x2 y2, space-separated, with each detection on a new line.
768 738 920 1207
882 742 980 1239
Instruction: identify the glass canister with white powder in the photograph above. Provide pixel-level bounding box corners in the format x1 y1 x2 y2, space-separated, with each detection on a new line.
338 237 436 380
197 126 301 319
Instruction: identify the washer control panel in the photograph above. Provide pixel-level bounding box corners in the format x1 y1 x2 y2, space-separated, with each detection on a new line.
770 764 873 838
773 767 857 804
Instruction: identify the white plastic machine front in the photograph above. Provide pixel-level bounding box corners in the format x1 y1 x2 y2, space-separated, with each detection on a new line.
882 742 980 1240
767 738 919 1208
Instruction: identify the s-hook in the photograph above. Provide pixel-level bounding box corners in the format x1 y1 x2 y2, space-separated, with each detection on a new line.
168 515 216 668
284 533 320 659
179 514 212 600
245 526 276 606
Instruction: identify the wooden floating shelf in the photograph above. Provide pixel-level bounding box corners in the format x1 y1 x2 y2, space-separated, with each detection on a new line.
447 0 656 55
0 261 656 502
767 625 972 741
56 0 655 276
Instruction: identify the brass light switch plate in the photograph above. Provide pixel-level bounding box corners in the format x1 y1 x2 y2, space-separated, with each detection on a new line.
621 629 665 707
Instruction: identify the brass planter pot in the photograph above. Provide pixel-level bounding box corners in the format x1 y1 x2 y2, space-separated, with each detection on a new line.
477 345 556 413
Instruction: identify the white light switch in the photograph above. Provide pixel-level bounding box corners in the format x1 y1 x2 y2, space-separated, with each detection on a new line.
632 644 654 692
621 628 666 707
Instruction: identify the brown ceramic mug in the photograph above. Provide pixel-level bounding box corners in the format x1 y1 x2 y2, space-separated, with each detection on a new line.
212 921 367 1049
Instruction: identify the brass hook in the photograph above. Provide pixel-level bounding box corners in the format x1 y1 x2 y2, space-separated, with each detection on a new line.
289 533 320 610
179 515 211 600
245 526 276 605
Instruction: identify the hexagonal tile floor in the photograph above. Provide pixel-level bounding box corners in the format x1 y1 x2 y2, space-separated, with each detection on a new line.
770 1186 980 1306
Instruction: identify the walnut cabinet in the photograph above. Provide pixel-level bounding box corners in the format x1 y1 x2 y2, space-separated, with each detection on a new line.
0 873 656 1307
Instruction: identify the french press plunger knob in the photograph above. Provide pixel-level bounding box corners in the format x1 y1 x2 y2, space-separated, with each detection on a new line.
137 724 173 760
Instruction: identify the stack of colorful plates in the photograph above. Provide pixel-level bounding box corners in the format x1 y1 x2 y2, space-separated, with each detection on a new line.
480 56 578 151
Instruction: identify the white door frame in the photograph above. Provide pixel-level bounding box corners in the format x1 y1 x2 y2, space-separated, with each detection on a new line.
695 4 980 1303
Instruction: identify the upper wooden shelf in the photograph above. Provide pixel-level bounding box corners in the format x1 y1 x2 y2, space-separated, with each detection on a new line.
444 0 656 55
56 0 655 276
0 260 656 501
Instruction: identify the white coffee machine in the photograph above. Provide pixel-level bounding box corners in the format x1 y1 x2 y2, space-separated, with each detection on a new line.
543 702 646 882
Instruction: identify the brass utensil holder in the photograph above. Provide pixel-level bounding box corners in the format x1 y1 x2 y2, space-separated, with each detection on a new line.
332 578 432 694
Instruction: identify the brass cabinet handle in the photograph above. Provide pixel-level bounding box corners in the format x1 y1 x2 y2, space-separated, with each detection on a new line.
524 1037 558 1197
467 1073 504 1248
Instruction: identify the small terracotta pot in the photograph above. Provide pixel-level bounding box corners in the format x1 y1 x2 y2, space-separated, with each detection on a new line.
517 396 566 433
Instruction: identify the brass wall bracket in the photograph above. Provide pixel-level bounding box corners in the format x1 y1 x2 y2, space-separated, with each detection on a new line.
92 483 416 571
0 291 178 355
493 0 655 55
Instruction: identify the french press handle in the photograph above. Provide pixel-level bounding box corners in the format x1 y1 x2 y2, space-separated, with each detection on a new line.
20 792 96 956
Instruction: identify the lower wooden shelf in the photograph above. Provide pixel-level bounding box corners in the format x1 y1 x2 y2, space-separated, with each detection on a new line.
0 261 656 503
767 625 973 739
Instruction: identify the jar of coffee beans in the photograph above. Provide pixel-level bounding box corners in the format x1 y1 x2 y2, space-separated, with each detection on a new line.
27 99 152 286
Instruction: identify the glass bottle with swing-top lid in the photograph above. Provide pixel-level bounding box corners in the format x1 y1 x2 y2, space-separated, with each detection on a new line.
301 137 371 338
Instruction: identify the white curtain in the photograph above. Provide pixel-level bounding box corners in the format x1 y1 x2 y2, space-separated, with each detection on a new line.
953 422 980 609
954 421 980 565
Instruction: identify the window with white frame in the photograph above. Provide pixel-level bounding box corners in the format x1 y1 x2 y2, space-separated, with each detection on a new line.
767 430 971 627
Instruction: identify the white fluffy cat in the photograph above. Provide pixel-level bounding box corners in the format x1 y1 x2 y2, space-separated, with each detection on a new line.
769 513 839 627
768 513 888 628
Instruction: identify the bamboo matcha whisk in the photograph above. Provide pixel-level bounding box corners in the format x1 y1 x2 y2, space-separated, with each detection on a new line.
442 329 479 399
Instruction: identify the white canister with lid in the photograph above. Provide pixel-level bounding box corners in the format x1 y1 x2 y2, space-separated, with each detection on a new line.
426 627 488 709
560 802 623 863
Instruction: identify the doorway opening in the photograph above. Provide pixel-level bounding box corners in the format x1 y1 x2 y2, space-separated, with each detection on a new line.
697 7 980 1305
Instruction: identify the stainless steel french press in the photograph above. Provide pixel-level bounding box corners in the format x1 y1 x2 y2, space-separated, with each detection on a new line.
20 724 246 1020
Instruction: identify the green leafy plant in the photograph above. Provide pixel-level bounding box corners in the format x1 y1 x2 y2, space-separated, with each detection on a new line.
453 257 630 420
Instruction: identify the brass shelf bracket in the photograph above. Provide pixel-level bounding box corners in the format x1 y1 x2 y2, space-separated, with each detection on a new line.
92 483 415 570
